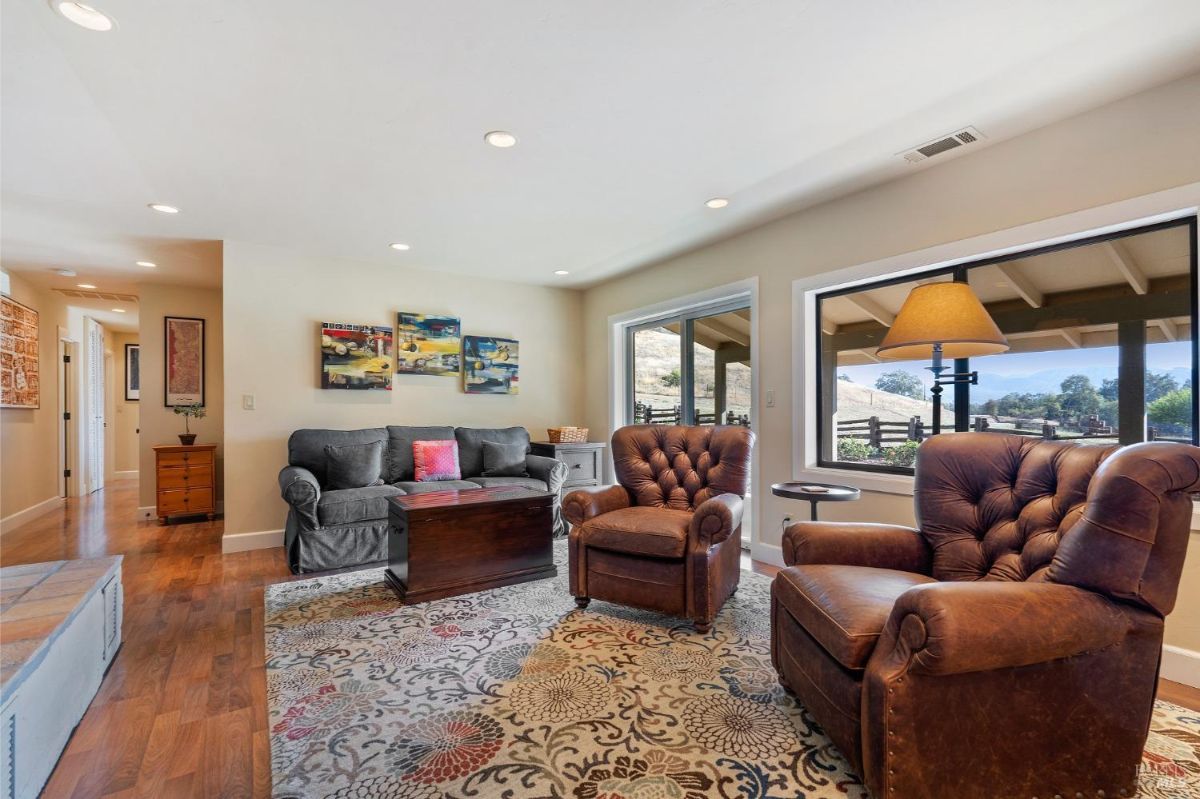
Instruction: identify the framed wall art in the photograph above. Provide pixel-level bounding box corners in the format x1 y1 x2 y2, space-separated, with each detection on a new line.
164 316 205 407
1 294 40 409
124 343 140 401
396 312 460 377
463 335 519 395
321 323 394 390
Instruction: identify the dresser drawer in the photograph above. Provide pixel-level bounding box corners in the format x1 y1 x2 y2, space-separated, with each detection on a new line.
157 464 212 490
158 449 213 468
157 487 214 516
561 449 599 486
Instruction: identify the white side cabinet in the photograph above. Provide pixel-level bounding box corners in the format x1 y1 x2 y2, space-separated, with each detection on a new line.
0 557 123 799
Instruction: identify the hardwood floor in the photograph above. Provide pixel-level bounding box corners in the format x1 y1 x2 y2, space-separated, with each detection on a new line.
2 480 1197 797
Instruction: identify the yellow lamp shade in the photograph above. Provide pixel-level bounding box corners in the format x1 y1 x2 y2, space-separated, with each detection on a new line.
876 282 1009 360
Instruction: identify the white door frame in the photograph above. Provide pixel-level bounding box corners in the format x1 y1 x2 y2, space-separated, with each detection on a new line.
57 330 81 497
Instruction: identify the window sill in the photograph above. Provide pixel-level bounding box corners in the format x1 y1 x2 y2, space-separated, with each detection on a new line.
790 466 915 497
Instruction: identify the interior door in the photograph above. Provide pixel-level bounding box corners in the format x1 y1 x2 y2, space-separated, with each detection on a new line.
85 317 105 494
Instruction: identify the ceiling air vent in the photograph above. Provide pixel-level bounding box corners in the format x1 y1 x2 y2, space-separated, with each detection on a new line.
899 126 985 164
53 289 139 303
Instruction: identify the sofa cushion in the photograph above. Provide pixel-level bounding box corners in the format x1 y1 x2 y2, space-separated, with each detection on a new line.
482 440 529 477
289 428 386 486
317 485 404 526
392 480 482 495
455 427 529 478
413 439 462 481
385 426 456 482
774 565 935 670
578 507 694 559
470 476 548 491
324 440 385 489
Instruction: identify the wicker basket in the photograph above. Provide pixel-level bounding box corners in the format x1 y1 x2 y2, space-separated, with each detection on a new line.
547 426 589 444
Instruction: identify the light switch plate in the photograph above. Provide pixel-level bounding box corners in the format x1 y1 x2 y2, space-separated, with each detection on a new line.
242 394 255 410
766 389 776 407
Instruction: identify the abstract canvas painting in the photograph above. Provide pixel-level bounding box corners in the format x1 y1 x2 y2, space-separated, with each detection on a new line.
463 335 519 394
0 295 39 409
165 316 205 406
321 323 394 390
125 343 140 401
395 313 460 376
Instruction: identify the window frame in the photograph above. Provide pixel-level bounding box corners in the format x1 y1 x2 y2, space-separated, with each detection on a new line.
813 215 1199 476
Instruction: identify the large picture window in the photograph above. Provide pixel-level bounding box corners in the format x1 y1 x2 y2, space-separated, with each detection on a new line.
816 217 1198 474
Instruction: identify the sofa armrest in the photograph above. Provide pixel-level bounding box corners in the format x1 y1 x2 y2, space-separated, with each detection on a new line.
690 493 744 548
526 454 569 494
880 581 1130 677
279 466 321 529
783 521 931 573
562 484 631 526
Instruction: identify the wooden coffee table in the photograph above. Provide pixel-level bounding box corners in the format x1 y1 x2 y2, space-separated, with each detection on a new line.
385 486 556 603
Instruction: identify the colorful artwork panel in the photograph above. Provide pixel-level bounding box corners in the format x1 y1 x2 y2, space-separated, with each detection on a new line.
0 295 39 409
396 313 460 377
125 343 140 401
463 335 519 395
165 316 205 407
321 323 394 390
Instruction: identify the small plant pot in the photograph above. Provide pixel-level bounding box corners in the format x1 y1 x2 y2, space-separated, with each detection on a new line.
178 434 197 446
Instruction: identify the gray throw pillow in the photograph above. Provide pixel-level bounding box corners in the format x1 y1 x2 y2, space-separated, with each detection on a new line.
482 440 528 477
324 440 385 489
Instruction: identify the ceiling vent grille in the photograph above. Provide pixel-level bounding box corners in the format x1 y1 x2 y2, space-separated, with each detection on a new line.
899 126 985 164
53 289 139 302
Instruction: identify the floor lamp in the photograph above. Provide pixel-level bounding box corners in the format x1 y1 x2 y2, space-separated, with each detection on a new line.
875 282 1009 435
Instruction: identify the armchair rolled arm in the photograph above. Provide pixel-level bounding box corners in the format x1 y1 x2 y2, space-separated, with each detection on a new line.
783 521 931 573
525 454 569 494
562 484 631 526
881 581 1130 677
690 493 744 548
279 466 320 529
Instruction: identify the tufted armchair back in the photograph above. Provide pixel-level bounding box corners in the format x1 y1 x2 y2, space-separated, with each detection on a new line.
611 424 754 511
915 432 1200 615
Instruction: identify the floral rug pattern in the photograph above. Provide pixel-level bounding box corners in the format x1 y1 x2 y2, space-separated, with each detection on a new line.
265 543 1200 798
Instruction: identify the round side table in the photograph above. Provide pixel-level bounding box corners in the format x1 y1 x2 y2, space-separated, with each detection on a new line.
771 482 861 521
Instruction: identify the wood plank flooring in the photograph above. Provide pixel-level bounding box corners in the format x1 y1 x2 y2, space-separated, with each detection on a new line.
1 479 1197 797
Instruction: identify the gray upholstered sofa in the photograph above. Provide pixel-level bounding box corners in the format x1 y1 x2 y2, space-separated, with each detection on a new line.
278 426 568 573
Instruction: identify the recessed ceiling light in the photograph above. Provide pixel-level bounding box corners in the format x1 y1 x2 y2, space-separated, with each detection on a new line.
136 261 157 268
389 242 411 251
554 270 570 276
77 283 97 289
705 198 729 209
54 268 77 277
148 203 180 214
53 2 114 31
111 308 126 313
484 131 518 148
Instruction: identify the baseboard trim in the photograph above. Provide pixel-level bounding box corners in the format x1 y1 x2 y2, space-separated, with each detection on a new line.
1 496 65 535
222 529 284 554
113 470 138 479
750 541 785 568
1162 644 1200 689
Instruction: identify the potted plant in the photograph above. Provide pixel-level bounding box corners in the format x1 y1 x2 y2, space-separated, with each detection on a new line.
173 401 206 445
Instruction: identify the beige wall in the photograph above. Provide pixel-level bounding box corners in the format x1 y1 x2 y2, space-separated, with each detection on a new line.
110 331 140 475
0 272 69 526
221 240 585 537
580 73 1200 649
138 284 224 509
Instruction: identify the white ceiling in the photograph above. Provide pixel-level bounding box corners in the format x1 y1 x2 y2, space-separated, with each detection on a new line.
4 1 1200 292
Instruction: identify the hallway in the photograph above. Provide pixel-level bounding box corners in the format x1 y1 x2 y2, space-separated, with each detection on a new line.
3 478 1199 797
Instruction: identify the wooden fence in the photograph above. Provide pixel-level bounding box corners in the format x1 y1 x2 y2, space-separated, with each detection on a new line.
836 416 926 448
634 402 751 428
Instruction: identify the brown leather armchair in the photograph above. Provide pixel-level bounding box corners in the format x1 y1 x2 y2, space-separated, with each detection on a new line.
770 433 1200 799
564 424 754 632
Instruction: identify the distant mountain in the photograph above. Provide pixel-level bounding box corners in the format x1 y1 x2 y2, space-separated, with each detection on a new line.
970 366 1191 401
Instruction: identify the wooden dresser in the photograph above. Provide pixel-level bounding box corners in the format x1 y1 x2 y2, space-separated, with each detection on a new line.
153 444 217 524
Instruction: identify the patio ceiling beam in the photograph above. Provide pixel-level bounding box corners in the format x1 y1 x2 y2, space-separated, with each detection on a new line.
996 264 1044 308
1059 327 1083 348
1156 318 1179 341
845 294 895 327
1103 241 1149 295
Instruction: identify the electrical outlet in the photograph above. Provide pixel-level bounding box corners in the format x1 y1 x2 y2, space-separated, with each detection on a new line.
242 394 256 410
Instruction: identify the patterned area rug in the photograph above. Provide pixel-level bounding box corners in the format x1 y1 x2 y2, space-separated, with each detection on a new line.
265 542 1200 798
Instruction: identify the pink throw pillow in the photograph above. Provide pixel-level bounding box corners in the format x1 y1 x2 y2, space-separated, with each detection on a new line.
413 440 461 482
